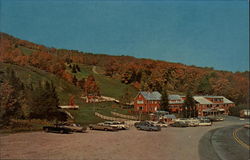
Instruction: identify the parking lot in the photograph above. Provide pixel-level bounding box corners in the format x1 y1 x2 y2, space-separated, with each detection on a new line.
0 117 248 160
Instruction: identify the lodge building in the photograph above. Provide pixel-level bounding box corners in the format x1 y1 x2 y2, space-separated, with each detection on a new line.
134 91 161 113
134 91 235 116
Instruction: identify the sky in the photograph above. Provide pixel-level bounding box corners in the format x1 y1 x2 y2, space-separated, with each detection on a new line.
0 0 249 72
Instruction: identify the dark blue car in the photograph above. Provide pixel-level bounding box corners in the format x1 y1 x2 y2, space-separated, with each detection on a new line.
43 124 72 134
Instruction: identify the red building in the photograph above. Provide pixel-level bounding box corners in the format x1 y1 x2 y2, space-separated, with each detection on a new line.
168 95 235 116
168 95 184 113
134 91 162 113
134 91 235 116
194 96 235 116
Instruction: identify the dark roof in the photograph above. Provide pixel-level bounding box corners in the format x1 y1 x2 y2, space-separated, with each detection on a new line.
140 91 162 100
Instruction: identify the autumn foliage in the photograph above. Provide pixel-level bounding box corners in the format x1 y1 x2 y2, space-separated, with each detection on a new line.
0 32 249 105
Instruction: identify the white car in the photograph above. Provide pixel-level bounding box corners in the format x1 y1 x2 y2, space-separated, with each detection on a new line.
104 121 129 130
154 121 168 127
174 118 187 122
199 119 212 126
185 119 200 127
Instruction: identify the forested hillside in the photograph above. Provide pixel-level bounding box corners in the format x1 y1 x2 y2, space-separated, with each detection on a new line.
0 32 249 105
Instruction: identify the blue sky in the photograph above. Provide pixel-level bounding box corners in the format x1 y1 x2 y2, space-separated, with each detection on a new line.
0 0 249 72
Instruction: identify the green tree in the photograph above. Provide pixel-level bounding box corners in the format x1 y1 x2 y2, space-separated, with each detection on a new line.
71 64 77 73
160 89 169 111
76 64 81 72
182 89 196 118
29 81 64 121
197 75 212 95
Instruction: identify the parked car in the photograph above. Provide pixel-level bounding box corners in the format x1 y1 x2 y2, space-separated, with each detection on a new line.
207 116 224 122
154 121 168 128
171 121 188 127
61 123 87 133
43 124 72 134
185 119 200 127
135 121 161 131
244 122 250 129
134 121 152 128
174 118 188 123
199 119 212 126
104 121 129 130
89 123 118 131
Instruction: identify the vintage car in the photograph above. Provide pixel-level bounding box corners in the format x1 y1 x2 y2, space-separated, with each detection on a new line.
151 121 168 128
208 116 224 122
62 123 87 133
199 119 212 126
244 122 250 129
170 121 189 128
135 121 161 131
173 118 188 123
134 121 152 128
89 123 118 131
103 121 129 130
185 119 200 127
43 124 72 134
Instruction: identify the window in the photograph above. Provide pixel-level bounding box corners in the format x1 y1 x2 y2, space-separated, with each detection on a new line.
137 100 144 104
139 106 143 110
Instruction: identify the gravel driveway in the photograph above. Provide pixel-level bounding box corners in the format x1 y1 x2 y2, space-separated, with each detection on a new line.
0 117 247 160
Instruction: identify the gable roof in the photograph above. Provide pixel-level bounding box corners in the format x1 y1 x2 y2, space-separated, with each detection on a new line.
222 97 234 104
168 95 182 100
139 91 162 100
193 96 213 105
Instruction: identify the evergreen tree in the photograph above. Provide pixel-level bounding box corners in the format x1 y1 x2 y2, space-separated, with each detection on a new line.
160 89 169 111
29 81 63 121
71 64 77 73
197 75 212 95
182 89 196 118
76 64 81 72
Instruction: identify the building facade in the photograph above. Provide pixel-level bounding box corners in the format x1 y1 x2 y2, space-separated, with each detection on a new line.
134 91 235 116
134 91 161 113
168 95 235 116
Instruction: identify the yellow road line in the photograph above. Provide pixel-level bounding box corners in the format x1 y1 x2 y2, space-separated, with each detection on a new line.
232 127 250 150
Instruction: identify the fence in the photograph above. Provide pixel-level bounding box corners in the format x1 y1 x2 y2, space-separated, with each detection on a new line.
94 112 128 122
111 111 138 120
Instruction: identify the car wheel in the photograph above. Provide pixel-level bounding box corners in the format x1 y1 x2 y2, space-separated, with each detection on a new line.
60 130 64 134
44 128 49 132
89 127 93 130
104 128 108 131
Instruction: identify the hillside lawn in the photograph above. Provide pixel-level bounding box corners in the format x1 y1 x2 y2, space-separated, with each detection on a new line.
68 101 138 126
0 63 139 130
66 64 138 99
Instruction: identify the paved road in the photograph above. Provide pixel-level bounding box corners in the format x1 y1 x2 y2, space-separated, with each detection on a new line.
199 125 250 160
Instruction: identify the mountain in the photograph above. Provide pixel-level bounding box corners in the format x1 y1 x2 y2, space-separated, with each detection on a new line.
0 32 249 106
